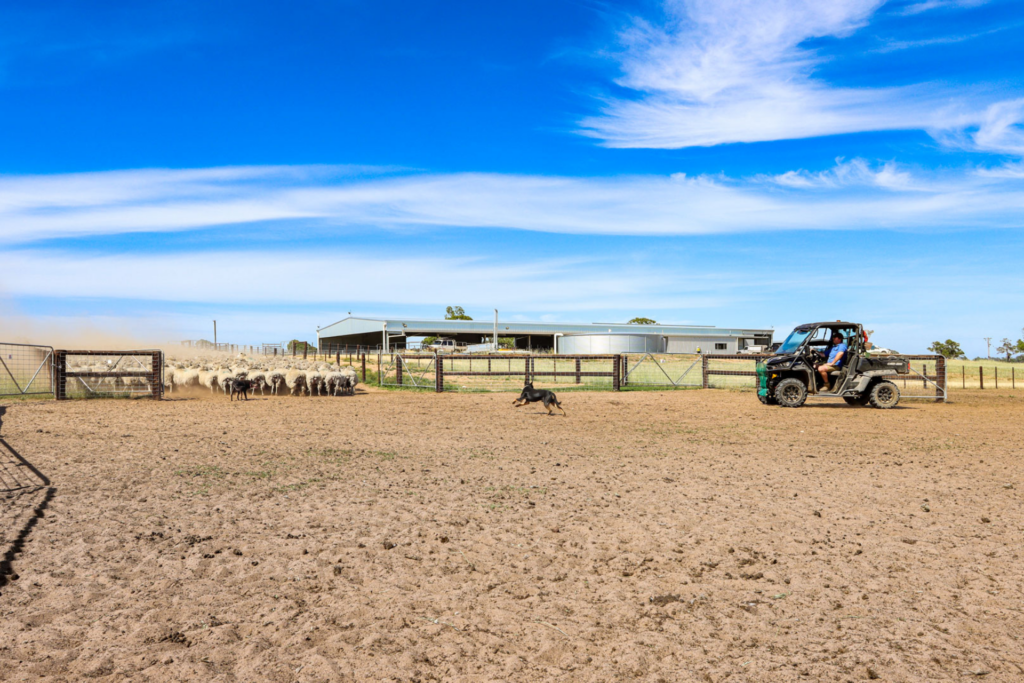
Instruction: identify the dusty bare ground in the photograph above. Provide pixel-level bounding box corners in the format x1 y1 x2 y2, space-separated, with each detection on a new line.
1 388 1023 682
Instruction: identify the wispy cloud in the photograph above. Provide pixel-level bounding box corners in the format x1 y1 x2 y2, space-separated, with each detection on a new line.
2 163 1024 244
0 249 700 311
897 0 990 16
578 0 1012 149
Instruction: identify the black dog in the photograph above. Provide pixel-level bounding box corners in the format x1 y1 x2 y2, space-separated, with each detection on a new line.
513 382 566 416
229 378 252 401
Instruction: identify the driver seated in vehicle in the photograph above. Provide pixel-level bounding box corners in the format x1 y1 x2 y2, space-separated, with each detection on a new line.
816 332 848 393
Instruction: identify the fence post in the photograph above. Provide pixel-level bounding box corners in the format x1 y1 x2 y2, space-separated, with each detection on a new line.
612 355 621 391
436 353 444 393
396 354 403 386
622 355 627 386
152 351 162 400
336 351 340 365
575 357 581 384
935 357 945 402
923 363 928 388
361 353 366 382
525 356 530 385
54 350 67 401
980 366 984 390
995 367 998 389
962 366 965 389
701 354 709 389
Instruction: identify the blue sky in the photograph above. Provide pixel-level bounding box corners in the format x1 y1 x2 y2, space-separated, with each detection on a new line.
1 0 1022 354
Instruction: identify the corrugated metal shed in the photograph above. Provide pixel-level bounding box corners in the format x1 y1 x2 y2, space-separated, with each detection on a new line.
319 316 770 338
317 316 773 352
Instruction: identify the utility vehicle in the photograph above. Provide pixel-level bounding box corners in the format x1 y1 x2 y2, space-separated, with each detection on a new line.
756 322 908 408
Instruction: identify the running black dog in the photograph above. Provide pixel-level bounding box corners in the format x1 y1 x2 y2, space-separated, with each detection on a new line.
229 378 252 401
512 382 566 416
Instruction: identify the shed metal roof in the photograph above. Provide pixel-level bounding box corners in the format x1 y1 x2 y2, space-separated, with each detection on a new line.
318 316 772 339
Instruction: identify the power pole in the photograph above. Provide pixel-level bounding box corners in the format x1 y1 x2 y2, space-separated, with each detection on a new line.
983 337 992 359
213 320 217 347
493 309 498 352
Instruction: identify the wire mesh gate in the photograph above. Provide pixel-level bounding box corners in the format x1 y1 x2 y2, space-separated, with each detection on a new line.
700 353 947 401
379 353 622 392
378 354 437 389
621 353 702 388
0 343 55 398
440 354 620 392
54 350 164 400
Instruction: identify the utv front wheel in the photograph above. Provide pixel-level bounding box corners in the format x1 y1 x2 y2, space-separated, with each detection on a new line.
869 380 900 409
775 378 807 408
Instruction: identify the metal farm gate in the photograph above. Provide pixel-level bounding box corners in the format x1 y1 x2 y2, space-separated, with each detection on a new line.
699 353 948 401
379 352 621 392
0 343 55 398
54 350 164 400
621 353 703 389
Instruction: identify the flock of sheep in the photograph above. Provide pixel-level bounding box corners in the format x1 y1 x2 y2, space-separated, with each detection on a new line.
163 357 360 397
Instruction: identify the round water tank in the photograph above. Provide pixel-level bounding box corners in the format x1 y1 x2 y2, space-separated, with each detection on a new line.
556 334 665 354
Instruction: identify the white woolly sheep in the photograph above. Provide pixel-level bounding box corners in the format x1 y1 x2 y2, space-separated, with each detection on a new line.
284 368 307 396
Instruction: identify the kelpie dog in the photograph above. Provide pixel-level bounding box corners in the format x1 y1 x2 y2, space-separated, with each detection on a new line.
229 378 252 401
513 382 566 416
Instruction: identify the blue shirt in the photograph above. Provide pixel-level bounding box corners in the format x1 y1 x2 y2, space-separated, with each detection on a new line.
827 342 848 367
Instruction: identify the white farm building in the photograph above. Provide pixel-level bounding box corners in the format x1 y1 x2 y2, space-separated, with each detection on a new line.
317 317 773 355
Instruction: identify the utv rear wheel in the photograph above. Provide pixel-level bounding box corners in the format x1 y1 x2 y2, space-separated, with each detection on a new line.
869 381 900 409
775 378 807 408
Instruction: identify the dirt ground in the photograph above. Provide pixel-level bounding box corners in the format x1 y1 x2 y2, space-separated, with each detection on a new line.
1 388 1023 682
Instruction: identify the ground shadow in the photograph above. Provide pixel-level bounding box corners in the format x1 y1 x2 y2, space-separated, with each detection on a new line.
0 408 55 591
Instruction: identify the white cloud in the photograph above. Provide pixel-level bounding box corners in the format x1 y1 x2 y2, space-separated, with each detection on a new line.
766 158 919 190
898 0 989 16
972 99 1024 156
0 249 690 310
1 163 1023 244
578 0 1005 149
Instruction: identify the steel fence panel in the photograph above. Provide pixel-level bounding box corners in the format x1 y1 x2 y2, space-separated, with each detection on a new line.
0 343 55 398
55 350 164 400
700 353 947 401
621 353 702 388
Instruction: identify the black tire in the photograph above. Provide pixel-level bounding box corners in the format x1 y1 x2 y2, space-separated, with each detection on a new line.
869 380 900 409
775 377 807 408
843 395 870 406
758 391 777 405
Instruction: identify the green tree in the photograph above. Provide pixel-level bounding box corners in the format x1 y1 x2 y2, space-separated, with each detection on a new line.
287 339 314 353
627 317 657 325
996 338 1018 361
927 340 964 359
445 306 473 320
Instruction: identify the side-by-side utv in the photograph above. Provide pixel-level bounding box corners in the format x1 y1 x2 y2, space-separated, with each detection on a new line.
756 322 909 408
